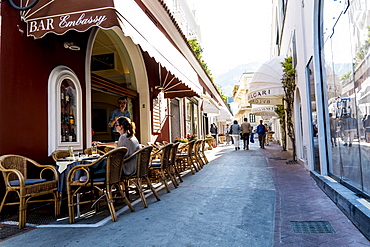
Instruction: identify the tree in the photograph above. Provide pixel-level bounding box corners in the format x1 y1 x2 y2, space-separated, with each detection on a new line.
188 38 212 77
281 56 297 160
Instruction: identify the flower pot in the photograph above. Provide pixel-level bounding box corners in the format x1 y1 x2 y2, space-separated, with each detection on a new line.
205 138 213 150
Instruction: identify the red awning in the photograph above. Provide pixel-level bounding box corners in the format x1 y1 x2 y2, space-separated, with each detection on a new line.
21 0 119 39
20 0 201 97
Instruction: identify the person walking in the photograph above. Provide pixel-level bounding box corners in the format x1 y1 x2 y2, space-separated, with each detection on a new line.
210 123 218 146
257 120 267 149
241 118 252 150
230 120 241 150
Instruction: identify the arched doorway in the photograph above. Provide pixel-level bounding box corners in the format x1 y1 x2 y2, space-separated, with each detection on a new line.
85 27 150 144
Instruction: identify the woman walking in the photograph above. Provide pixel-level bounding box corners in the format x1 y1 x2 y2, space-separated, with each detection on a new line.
230 120 242 150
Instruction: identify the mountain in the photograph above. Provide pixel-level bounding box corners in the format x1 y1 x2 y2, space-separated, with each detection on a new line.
213 62 262 98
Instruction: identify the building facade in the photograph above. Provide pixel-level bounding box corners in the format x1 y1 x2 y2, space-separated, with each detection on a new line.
0 1 230 167
271 0 370 238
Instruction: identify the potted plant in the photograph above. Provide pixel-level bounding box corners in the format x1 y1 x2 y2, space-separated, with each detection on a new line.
218 133 225 143
174 137 188 143
186 134 197 141
205 135 214 149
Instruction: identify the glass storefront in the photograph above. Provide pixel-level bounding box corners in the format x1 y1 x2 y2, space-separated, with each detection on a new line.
322 0 370 195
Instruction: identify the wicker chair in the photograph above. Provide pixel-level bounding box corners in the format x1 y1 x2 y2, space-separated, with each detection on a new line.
51 150 70 162
176 140 199 174
193 140 204 170
0 154 60 229
104 146 115 153
121 146 160 208
149 143 177 193
66 147 134 224
199 139 209 164
84 147 105 155
169 142 182 184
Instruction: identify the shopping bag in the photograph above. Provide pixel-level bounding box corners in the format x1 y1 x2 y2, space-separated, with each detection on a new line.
250 134 255 143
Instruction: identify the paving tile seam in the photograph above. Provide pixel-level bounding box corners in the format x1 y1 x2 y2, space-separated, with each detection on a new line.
178 185 276 191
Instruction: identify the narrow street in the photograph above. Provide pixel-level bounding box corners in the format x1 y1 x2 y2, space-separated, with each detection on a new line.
1 142 369 246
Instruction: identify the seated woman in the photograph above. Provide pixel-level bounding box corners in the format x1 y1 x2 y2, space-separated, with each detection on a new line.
94 117 141 176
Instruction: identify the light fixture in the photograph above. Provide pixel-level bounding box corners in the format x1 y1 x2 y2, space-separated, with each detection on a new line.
63 42 80 51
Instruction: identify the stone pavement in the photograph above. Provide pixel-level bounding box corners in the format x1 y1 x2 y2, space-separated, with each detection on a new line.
1 142 370 246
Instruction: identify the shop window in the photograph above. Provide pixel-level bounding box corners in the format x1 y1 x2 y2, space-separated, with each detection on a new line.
48 66 83 156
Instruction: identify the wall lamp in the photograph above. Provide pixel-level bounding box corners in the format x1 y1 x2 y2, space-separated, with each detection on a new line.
64 42 80 51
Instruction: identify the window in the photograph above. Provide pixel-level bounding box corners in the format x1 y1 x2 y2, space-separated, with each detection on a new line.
48 66 83 155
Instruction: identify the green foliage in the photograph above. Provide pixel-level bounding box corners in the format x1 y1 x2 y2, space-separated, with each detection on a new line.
275 105 287 150
188 38 229 104
354 26 370 68
188 38 212 77
281 56 296 159
339 71 351 81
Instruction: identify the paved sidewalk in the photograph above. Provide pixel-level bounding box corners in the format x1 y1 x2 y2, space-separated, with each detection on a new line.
1 143 369 246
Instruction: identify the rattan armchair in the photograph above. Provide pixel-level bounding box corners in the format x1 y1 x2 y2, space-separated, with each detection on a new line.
104 146 115 153
176 140 199 174
121 146 160 208
51 150 70 162
84 147 105 155
0 154 60 229
199 139 209 164
169 142 182 185
149 143 177 193
193 140 204 170
66 148 134 224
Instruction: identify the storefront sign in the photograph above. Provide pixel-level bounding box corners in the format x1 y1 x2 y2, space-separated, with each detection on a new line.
28 13 108 34
247 89 272 101
22 0 118 39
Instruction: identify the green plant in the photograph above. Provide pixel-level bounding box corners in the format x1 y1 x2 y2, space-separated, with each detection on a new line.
188 38 212 77
281 56 296 160
174 137 188 143
354 26 370 68
275 104 286 151
186 134 197 141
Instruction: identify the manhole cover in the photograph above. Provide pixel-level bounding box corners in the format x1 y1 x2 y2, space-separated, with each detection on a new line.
0 225 29 240
286 160 299 165
269 157 287 160
291 221 335 233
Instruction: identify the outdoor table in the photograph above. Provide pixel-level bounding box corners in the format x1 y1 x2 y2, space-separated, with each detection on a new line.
56 155 100 218
56 156 99 192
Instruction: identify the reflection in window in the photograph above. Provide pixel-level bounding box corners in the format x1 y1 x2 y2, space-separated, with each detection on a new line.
322 1 370 195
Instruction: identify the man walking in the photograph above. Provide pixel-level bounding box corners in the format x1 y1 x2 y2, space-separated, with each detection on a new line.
241 118 252 150
257 119 267 149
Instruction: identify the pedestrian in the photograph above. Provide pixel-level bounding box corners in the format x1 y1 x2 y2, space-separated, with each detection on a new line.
241 118 252 150
230 120 241 150
210 123 218 146
264 124 269 146
108 96 131 141
339 114 357 147
329 113 337 147
257 120 267 149
225 124 231 145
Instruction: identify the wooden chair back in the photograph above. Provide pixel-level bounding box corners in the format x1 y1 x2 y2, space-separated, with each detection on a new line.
51 150 70 162
105 147 128 185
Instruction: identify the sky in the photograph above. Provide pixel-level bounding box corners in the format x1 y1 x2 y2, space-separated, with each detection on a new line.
192 0 272 77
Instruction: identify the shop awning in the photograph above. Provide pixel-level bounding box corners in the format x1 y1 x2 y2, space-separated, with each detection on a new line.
21 0 201 96
217 108 233 122
247 56 285 105
22 0 119 38
202 99 220 114
251 105 278 116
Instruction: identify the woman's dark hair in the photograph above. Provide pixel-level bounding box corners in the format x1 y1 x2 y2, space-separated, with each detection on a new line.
116 117 136 139
233 120 238 124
